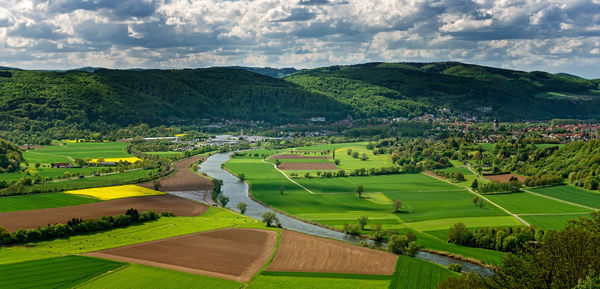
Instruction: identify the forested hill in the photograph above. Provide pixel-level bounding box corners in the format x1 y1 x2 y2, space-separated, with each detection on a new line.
285 62 600 121
0 68 350 131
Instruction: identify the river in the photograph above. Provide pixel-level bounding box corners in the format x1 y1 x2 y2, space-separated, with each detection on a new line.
196 152 491 275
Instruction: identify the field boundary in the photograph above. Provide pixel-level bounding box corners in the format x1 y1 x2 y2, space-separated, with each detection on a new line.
262 159 317 194
260 271 393 280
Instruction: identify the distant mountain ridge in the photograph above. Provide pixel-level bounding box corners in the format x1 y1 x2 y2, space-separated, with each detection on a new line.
0 61 599 136
225 66 300 78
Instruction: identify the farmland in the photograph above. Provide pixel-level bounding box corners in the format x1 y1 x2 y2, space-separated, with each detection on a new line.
22 142 131 164
484 192 593 214
0 192 99 212
79 264 243 289
0 255 124 289
530 185 600 209
248 272 392 289
65 184 164 200
388 256 459 289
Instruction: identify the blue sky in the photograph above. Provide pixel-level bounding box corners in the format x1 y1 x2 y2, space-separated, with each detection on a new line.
0 0 599 78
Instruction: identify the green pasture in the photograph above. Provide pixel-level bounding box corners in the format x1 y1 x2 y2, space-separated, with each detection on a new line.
485 192 594 214
0 167 101 182
23 169 154 193
389 255 458 289
333 145 395 170
406 216 522 231
0 192 99 212
79 264 242 289
226 155 508 264
521 213 592 231
438 166 473 175
0 255 124 289
248 272 391 289
146 151 184 157
530 185 600 209
22 142 130 164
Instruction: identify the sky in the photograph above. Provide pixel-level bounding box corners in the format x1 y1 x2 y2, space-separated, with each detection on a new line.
0 0 599 78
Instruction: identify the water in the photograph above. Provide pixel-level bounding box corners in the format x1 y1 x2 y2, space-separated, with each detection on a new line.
196 152 492 275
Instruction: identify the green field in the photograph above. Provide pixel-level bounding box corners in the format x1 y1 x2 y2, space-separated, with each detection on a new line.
521 213 592 231
0 192 99 212
146 151 184 157
22 142 130 164
485 192 594 214
248 272 391 289
0 167 101 182
389 255 458 289
23 168 155 193
437 166 473 175
226 153 507 264
80 264 242 289
0 255 124 289
530 185 600 209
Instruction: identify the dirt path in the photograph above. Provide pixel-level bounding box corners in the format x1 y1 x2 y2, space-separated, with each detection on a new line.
0 194 208 232
139 155 212 192
421 172 531 227
267 229 397 275
85 228 277 282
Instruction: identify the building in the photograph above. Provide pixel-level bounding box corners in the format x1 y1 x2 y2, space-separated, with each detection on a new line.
310 117 326 122
52 163 73 168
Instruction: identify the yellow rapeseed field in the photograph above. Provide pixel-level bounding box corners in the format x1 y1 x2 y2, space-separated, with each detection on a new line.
88 157 142 163
65 185 164 200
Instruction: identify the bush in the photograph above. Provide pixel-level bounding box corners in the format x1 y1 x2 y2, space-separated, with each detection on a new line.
448 263 463 272
343 223 361 235
262 212 279 227
388 235 409 254
406 241 421 257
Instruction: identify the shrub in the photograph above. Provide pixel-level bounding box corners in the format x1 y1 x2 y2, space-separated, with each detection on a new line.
406 241 421 257
448 263 463 272
343 223 361 235
388 235 409 254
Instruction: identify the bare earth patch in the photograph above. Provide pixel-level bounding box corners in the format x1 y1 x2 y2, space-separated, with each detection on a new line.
267 230 397 275
278 162 338 170
0 194 207 232
270 154 331 160
139 155 212 192
86 228 277 282
485 173 526 183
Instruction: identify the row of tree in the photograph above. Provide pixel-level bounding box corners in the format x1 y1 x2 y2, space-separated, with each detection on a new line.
448 223 541 252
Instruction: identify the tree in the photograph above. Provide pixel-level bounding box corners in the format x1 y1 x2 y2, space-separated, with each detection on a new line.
262 212 279 227
34 162 40 169
237 202 247 214
406 241 421 257
393 199 402 212
357 216 369 230
334 159 340 165
355 185 364 198
125 208 139 222
275 159 281 167
218 195 230 207
448 222 472 245
471 179 479 190
153 180 161 191
455 171 465 182
237 173 246 181
343 223 360 235
352 151 359 158
347 149 353 155
448 263 463 273
472 196 479 206
388 235 409 254
406 231 417 243
573 271 600 289
360 153 369 161
279 186 285 195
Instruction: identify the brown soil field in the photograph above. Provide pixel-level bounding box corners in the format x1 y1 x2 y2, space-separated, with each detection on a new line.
86 228 277 282
18 145 44 150
278 162 338 170
0 194 207 232
485 173 526 183
139 155 212 192
270 154 331 159
267 230 397 275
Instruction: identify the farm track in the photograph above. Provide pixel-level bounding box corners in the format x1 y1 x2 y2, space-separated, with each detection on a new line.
0 194 208 232
421 172 531 227
262 159 318 195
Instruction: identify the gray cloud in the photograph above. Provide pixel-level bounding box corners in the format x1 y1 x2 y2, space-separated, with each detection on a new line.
0 0 598 78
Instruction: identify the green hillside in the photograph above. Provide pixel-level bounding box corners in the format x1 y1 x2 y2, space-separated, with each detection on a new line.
285 62 600 121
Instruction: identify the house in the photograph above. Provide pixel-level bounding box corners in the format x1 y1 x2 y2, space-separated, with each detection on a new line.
52 163 73 168
310 117 326 122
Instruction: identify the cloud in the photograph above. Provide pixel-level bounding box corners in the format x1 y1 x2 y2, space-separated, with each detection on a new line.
0 0 597 78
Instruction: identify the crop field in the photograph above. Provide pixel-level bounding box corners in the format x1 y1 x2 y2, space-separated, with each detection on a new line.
25 168 155 193
388 255 458 289
248 272 391 289
0 167 100 182
405 216 523 231
226 154 508 264
88 157 142 163
530 185 600 209
0 192 99 212
79 264 243 289
0 255 124 289
22 142 131 164
65 184 164 200
485 192 594 214
0 195 208 231
87 228 276 282
520 213 592 230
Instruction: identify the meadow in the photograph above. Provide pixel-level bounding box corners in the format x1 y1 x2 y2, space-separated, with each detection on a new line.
484 192 593 214
23 168 155 193
389 255 459 289
0 192 99 212
520 213 592 231
0 255 124 289
79 264 243 289
226 154 507 264
530 185 600 209
248 272 391 289
22 142 131 164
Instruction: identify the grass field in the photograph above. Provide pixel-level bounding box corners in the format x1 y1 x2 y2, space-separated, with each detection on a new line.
25 168 155 193
248 271 391 289
22 142 131 164
65 185 164 200
88 157 142 163
520 213 592 230
437 166 473 175
79 264 242 289
530 185 600 209
389 255 458 289
485 192 594 214
0 255 124 289
0 192 99 212
226 153 507 264
0 167 100 182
